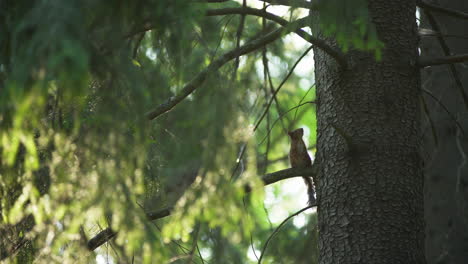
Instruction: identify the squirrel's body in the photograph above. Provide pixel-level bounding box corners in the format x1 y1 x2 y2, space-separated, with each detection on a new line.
288 128 316 205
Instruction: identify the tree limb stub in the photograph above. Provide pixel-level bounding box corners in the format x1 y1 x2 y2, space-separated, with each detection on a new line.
87 165 318 251
418 54 468 67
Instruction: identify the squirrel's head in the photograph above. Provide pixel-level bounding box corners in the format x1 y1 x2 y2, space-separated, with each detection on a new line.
288 128 304 140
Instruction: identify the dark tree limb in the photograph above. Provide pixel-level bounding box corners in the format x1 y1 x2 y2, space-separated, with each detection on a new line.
87 165 318 251
87 229 117 251
145 15 343 120
258 0 316 9
418 53 468 67
206 7 346 67
145 10 346 120
145 25 286 120
417 0 468 21
145 28 280 119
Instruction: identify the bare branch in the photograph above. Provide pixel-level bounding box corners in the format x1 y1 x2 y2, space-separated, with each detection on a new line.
420 9 468 111
417 0 468 21
258 204 316 263
253 46 314 132
418 54 468 67
145 16 331 120
258 0 316 9
258 100 316 146
145 26 284 120
87 165 318 251
206 7 347 67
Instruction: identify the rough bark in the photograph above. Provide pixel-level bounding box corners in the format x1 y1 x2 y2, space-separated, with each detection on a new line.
420 1 468 263
311 1 425 263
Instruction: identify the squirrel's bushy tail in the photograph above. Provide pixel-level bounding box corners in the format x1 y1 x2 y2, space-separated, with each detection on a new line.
303 176 316 205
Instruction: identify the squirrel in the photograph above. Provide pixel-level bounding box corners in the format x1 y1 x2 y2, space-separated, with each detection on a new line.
288 128 316 205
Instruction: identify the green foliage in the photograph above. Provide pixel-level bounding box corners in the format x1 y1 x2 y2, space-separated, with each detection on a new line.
316 0 384 59
0 0 378 263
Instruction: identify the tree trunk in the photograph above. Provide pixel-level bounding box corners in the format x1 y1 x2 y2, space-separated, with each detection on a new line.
311 1 426 263
420 1 468 263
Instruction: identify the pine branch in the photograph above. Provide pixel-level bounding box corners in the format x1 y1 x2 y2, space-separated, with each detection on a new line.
417 0 468 21
206 8 346 67
87 165 318 251
145 26 284 120
145 15 344 120
418 54 468 67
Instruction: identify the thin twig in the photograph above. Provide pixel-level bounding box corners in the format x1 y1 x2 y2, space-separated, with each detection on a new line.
293 83 315 122
196 245 206 264
420 9 468 111
185 223 201 264
232 0 247 78
420 95 438 146
257 204 316 263
262 3 272 176
253 45 314 131
422 89 467 138
266 61 289 134
258 101 316 146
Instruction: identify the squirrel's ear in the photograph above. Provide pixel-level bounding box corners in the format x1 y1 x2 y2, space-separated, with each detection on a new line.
299 128 304 136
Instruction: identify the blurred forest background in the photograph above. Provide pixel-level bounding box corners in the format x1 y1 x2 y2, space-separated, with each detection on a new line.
1 0 468 263
1 0 320 263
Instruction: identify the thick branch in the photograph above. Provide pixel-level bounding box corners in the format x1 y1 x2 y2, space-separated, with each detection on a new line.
87 165 318 251
206 8 346 67
418 54 468 67
417 0 468 21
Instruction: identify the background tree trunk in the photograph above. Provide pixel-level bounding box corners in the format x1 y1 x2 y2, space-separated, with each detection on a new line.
420 1 468 263
311 1 425 263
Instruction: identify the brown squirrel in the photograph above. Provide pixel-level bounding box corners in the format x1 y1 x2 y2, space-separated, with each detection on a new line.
288 128 316 205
